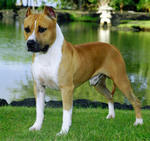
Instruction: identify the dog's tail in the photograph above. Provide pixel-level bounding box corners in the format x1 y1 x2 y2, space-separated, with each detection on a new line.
111 82 116 96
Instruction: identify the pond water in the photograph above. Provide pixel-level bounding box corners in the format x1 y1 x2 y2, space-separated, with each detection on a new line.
0 19 150 105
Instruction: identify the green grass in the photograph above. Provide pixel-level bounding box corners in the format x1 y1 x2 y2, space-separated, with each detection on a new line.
69 13 99 22
0 107 150 141
56 9 99 22
118 20 150 30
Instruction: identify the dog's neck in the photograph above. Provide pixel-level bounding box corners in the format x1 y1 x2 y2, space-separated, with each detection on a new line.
48 23 64 53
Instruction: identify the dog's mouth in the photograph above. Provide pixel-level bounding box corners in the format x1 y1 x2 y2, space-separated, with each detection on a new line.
27 45 49 53
27 40 49 53
27 46 40 52
40 45 49 53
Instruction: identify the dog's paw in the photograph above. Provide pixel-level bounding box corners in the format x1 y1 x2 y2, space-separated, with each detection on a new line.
106 113 115 119
56 130 68 136
29 123 41 131
134 118 143 126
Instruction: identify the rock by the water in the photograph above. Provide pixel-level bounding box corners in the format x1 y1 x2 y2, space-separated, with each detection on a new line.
10 98 35 107
9 98 150 110
0 99 8 106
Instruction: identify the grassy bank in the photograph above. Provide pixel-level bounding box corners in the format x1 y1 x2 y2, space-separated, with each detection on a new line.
69 13 98 22
118 20 150 31
56 9 99 22
0 107 150 141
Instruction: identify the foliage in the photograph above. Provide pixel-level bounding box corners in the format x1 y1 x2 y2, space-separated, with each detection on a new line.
0 0 149 12
69 13 99 22
0 0 17 9
110 0 150 12
82 0 98 10
60 0 150 11
63 0 150 11
137 0 150 12
60 0 76 9
109 0 137 11
60 0 98 10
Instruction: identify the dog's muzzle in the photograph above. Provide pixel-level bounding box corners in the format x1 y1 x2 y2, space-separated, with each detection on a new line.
27 40 49 53
27 40 40 52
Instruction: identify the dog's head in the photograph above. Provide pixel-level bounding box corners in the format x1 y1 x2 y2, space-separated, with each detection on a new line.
24 6 56 53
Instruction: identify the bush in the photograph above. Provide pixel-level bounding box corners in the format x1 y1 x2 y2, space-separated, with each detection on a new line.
60 0 98 10
137 0 150 12
110 0 136 11
0 0 16 9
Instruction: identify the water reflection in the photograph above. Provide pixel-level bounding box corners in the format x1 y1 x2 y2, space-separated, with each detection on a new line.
98 26 110 43
0 19 31 103
0 20 150 106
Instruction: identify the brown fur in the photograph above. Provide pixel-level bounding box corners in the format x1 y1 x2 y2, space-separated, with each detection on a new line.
58 41 142 118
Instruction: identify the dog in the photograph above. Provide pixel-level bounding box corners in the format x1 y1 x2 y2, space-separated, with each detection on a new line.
24 6 143 135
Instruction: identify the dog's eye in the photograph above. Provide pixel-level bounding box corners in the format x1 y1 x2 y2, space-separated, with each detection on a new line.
24 27 30 33
38 26 47 33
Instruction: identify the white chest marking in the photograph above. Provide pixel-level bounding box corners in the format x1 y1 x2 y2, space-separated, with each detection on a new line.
32 24 64 90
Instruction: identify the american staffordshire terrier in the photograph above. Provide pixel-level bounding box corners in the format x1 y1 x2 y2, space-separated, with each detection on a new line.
24 6 143 135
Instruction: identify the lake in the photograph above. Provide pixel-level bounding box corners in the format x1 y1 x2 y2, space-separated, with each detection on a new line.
0 19 150 106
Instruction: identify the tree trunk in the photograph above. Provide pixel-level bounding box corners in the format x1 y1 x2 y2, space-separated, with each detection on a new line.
120 2 123 13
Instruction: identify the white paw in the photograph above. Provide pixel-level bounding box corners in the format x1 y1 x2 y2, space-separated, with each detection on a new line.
107 102 115 119
29 123 41 131
106 113 115 119
134 118 143 126
56 130 68 136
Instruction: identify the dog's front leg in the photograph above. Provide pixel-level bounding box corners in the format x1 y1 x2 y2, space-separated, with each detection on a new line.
57 85 74 135
29 82 45 131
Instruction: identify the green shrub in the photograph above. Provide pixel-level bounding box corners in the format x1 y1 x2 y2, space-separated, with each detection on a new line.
137 0 150 12
0 0 16 9
110 0 136 11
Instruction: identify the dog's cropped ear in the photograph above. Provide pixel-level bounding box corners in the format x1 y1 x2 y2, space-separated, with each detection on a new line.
44 6 56 19
26 7 32 17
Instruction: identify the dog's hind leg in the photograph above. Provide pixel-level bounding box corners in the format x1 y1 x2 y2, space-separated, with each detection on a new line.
29 82 45 131
113 73 143 126
91 74 115 119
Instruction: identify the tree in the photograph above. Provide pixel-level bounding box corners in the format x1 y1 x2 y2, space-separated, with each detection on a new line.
110 0 136 12
137 0 150 12
0 0 17 9
60 0 98 10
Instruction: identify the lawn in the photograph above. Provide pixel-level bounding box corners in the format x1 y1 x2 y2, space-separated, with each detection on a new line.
0 107 150 141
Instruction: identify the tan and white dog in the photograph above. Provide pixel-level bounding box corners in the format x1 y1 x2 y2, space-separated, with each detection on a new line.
24 7 143 135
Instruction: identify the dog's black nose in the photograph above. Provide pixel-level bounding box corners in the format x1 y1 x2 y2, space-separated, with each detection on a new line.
27 40 36 49
26 40 41 52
